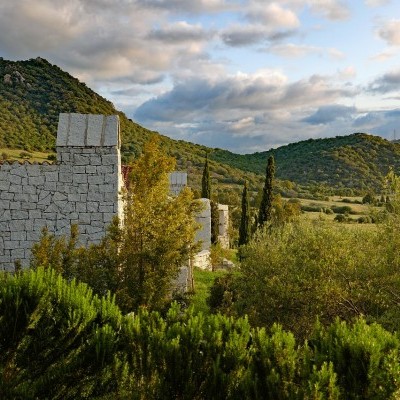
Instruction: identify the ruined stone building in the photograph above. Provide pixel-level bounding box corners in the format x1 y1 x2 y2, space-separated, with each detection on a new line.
0 113 228 282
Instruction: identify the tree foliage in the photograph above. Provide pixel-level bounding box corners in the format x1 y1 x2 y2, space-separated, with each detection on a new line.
238 181 251 246
201 154 211 199
224 219 400 339
258 155 275 227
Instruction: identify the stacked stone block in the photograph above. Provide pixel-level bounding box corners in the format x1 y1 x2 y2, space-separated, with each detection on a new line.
169 172 187 195
0 113 123 271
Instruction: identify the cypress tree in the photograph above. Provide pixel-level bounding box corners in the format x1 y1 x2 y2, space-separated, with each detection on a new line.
239 181 251 246
258 155 275 227
201 154 211 199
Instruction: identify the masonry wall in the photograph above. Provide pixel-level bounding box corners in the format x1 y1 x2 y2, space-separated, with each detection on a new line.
0 113 123 271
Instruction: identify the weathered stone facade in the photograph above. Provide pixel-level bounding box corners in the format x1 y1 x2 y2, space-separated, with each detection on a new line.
0 113 123 271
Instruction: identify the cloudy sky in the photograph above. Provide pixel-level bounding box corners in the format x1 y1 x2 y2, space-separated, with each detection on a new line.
1 0 400 153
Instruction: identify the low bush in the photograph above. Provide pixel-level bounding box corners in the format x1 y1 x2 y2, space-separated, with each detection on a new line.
2 268 400 399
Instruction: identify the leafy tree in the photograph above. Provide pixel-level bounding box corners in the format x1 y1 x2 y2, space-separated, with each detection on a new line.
238 181 251 246
201 154 211 199
210 200 219 245
226 220 400 339
258 155 275 227
119 136 201 310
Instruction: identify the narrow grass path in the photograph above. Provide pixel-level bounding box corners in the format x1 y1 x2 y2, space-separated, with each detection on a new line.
191 268 227 315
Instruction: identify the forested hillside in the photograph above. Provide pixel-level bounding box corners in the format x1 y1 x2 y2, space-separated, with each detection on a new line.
1 56 398 193
211 133 400 191
0 57 262 198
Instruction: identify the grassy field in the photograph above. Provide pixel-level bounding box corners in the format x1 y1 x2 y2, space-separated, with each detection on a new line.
0 148 54 163
191 268 227 315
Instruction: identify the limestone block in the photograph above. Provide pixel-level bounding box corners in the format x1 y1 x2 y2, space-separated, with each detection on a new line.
27 164 41 177
44 171 59 182
9 201 21 210
29 175 45 186
77 184 89 194
73 166 86 174
99 204 114 213
87 191 104 202
88 175 104 185
73 174 88 184
56 113 70 146
87 114 104 146
11 210 28 220
9 175 22 185
101 154 118 166
104 115 120 147
76 203 87 212
79 213 91 224
8 184 22 193
4 241 19 250
73 154 90 166
11 248 25 260
43 181 57 191
86 165 97 174
68 193 81 202
29 210 42 219
11 231 26 241
27 231 42 242
21 202 37 211
91 213 102 221
86 202 99 212
1 192 14 200
192 250 212 270
68 114 87 146
0 181 10 191
97 165 113 174
11 165 28 178
103 212 114 223
22 185 37 195
86 225 103 234
0 210 11 221
0 199 10 209
13 193 30 202
90 156 102 166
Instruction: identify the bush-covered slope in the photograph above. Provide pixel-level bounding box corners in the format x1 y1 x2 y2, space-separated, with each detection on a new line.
211 133 400 191
0 57 262 197
1 56 398 192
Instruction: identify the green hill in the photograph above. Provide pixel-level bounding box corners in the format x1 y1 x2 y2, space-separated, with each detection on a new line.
211 133 400 192
0 57 262 202
1 56 399 197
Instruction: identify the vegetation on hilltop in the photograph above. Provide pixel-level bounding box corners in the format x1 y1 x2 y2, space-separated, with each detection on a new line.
211 133 400 191
1 56 400 196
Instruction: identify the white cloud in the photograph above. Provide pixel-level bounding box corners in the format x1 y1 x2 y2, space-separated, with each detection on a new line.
269 43 322 57
365 0 391 7
377 19 400 46
245 3 300 28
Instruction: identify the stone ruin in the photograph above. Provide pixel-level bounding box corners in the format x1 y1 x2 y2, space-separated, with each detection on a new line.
0 113 123 271
0 113 229 286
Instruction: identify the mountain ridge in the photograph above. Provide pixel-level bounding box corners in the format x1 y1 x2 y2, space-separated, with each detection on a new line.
1 56 399 194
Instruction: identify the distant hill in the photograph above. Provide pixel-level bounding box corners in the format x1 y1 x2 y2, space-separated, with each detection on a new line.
0 57 262 203
1 57 399 195
211 133 400 191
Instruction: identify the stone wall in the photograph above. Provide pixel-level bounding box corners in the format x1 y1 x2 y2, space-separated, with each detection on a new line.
0 113 123 271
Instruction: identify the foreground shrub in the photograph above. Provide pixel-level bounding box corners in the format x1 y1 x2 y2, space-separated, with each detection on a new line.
1 268 400 399
234 220 400 339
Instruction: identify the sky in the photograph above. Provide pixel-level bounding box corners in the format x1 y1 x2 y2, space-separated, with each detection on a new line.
1 0 400 154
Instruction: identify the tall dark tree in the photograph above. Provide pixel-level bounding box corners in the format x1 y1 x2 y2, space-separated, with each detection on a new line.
258 155 275 227
201 154 211 199
239 181 251 246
